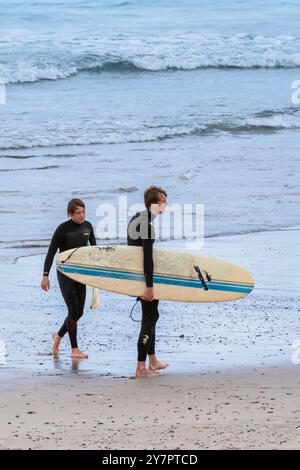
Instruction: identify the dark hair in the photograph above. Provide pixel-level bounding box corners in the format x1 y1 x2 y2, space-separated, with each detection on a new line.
67 198 85 214
144 186 167 209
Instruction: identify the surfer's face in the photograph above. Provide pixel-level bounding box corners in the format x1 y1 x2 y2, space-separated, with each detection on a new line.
69 206 86 224
151 193 168 215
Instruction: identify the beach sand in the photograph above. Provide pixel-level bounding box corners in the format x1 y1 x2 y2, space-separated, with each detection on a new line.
1 365 299 450
0 227 300 450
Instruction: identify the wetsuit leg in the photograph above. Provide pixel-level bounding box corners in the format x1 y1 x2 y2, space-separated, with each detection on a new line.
137 299 159 362
148 302 159 356
57 271 86 348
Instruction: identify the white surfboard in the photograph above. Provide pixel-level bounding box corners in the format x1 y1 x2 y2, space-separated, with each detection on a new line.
56 245 254 303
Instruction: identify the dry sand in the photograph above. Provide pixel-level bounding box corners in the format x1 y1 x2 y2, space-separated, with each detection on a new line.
1 365 299 450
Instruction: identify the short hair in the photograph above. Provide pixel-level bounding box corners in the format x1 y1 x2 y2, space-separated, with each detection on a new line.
67 198 85 214
144 186 167 209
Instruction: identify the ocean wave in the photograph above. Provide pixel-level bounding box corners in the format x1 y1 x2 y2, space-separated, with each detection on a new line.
2 33 300 84
71 186 138 195
0 165 59 172
1 107 299 151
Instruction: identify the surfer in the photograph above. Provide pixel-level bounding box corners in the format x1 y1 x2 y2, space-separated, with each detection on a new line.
41 199 96 358
127 186 169 378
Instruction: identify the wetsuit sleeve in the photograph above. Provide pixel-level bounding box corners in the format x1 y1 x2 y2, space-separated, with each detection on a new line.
89 223 97 246
141 237 154 288
43 226 63 275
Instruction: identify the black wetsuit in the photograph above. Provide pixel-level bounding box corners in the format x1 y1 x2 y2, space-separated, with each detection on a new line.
43 219 96 348
127 210 159 362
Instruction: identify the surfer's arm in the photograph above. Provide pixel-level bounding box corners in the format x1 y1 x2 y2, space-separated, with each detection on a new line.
141 238 154 287
43 226 62 276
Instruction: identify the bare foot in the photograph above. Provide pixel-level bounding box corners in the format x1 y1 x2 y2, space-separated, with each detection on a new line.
149 361 169 371
71 348 88 359
135 368 160 378
52 333 61 356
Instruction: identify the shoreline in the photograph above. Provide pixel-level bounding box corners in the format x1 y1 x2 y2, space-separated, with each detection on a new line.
1 226 299 376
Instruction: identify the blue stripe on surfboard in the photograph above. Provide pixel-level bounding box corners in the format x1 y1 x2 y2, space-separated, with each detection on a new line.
57 263 253 294
57 262 254 290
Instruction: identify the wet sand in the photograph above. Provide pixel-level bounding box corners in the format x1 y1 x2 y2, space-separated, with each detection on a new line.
1 226 300 374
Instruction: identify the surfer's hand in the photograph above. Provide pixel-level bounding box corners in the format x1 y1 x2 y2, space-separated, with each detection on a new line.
142 287 154 301
41 276 50 291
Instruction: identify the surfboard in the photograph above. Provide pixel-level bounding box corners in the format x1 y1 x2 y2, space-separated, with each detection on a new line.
56 245 254 303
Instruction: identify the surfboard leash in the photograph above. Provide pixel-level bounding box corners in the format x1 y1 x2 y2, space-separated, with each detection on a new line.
129 298 142 323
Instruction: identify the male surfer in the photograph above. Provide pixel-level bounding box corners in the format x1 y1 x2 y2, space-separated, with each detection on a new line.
41 199 96 358
127 186 169 378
